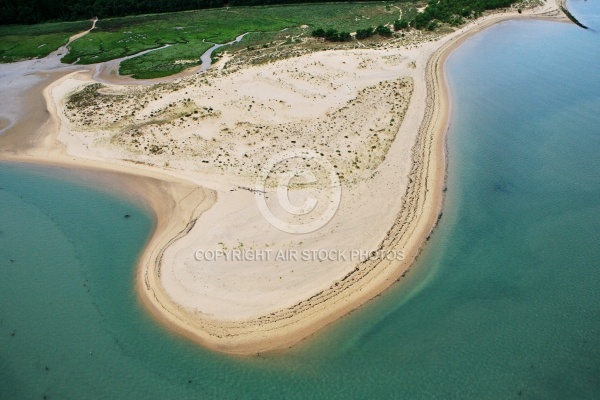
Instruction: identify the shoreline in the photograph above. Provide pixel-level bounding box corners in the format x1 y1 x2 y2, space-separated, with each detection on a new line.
132 5 569 355
0 1 569 355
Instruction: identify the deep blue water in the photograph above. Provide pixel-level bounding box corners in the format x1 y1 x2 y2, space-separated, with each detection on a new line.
1 3 599 398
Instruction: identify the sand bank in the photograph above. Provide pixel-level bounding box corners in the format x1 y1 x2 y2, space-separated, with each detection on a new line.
0 0 568 355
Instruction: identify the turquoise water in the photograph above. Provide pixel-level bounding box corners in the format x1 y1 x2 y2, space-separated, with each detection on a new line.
2 5 600 398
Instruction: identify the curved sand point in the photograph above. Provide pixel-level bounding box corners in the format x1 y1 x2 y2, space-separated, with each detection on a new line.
131 1 567 354
0 0 570 355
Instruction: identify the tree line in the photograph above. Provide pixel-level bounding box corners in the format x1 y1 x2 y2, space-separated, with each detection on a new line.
310 0 519 38
311 25 392 42
409 0 517 29
1 0 388 25
1 0 518 26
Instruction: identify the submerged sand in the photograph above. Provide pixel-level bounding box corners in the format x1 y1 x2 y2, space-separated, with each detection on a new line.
0 1 567 354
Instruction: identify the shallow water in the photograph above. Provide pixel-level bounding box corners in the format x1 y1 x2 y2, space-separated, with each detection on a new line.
1 4 600 398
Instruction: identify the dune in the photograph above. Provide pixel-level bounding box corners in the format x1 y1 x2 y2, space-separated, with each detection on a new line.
0 0 567 354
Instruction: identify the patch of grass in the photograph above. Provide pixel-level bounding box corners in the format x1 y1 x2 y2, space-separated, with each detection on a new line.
220 27 305 53
0 20 91 63
64 2 407 78
119 41 213 79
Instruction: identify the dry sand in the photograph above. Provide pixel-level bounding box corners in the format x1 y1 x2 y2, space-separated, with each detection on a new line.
0 0 568 354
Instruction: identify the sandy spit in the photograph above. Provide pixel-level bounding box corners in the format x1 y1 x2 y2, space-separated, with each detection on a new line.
0 0 568 355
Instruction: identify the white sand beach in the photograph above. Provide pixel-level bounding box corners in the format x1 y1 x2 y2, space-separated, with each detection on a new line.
0 0 567 354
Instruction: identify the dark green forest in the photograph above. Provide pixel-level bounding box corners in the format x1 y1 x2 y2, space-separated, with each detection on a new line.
0 0 386 25
1 0 223 25
1 0 517 26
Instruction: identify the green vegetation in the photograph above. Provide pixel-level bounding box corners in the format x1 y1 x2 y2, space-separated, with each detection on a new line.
311 28 352 42
312 23 392 42
0 20 91 63
393 6 420 30
1 0 223 25
411 0 517 29
64 2 403 78
119 43 213 79
374 25 393 36
1 0 521 76
355 27 374 39
392 0 516 31
1 0 399 25
394 18 410 30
